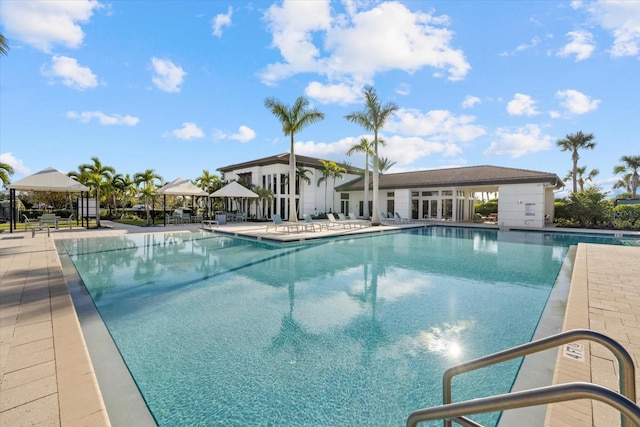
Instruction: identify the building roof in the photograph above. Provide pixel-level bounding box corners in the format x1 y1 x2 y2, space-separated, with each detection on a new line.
335 165 564 191
217 152 362 174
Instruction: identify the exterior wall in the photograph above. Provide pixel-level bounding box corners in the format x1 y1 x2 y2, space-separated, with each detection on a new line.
497 183 547 228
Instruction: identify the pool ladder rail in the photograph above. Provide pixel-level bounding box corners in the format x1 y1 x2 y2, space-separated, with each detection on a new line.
406 329 640 427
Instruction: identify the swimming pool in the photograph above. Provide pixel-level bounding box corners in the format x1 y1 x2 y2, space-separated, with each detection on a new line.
61 227 633 426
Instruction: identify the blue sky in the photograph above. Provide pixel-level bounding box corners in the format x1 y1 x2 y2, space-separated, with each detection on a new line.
1 0 638 196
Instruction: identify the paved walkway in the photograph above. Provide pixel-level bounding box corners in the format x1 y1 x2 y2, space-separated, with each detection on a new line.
1 221 638 426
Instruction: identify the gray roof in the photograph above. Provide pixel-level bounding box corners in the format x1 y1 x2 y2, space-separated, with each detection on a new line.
8 167 90 192
336 165 563 191
217 152 362 174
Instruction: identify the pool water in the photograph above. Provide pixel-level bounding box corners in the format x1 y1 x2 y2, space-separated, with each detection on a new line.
61 227 631 426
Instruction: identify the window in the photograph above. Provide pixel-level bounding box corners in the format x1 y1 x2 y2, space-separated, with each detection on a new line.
387 192 395 197
442 190 453 196
238 173 252 187
341 193 349 200
422 191 438 197
411 191 419 197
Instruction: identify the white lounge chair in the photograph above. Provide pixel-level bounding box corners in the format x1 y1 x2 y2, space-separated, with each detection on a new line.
304 214 324 231
348 213 369 228
267 214 300 233
326 213 352 229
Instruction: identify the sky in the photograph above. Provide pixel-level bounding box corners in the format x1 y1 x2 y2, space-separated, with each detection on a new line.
1 0 639 197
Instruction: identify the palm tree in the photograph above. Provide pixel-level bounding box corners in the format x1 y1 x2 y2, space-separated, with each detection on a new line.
347 137 374 218
0 32 9 56
253 186 274 220
555 131 597 193
134 169 163 225
264 96 324 221
317 161 332 212
375 156 397 174
69 157 115 227
345 87 398 226
0 162 14 187
614 155 640 198
613 173 632 196
564 166 599 192
196 170 223 218
317 160 346 213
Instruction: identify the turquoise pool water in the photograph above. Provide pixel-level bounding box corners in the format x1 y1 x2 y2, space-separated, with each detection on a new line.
61 227 633 426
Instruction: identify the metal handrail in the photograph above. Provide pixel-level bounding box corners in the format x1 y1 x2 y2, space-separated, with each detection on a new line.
407 382 640 427
442 329 636 427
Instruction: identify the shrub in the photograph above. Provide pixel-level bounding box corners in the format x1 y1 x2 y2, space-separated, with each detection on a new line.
612 204 640 230
474 199 498 216
564 188 613 228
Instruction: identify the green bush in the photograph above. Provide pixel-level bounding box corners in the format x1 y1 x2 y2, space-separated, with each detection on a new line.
612 204 640 230
557 189 613 228
474 199 498 216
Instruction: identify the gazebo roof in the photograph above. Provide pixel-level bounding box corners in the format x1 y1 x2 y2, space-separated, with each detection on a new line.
157 178 208 196
8 167 89 192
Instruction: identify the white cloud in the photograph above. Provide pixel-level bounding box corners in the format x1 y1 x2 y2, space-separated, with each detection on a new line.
304 81 362 104
260 1 470 93
385 108 486 143
66 111 139 126
41 55 98 90
214 125 256 143
556 89 600 115
212 6 233 37
583 0 640 57
0 0 101 53
462 95 481 109
229 125 256 142
483 124 553 158
395 83 411 96
556 30 595 61
169 122 204 140
151 57 186 93
0 152 30 176
506 93 539 116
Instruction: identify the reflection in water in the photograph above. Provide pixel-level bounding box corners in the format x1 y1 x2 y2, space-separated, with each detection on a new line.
64 228 594 427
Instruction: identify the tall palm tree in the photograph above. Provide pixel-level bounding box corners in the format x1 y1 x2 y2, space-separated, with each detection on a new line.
196 170 223 218
613 173 632 196
555 131 596 193
134 169 163 225
375 156 397 174
0 162 14 187
347 137 373 218
317 160 347 213
69 157 115 227
345 87 398 226
564 166 599 192
253 186 274 220
264 96 324 222
317 161 332 212
614 155 640 199
0 32 9 56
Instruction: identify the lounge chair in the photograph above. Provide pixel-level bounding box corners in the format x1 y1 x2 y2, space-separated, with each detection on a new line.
304 214 324 231
380 211 396 224
347 213 369 228
394 212 412 224
326 213 352 229
166 213 179 225
61 214 73 229
267 214 300 233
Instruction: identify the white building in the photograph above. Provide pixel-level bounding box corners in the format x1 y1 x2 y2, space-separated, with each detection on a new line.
218 153 362 220
218 153 564 228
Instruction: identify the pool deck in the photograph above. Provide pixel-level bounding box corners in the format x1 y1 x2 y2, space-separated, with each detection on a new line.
1 220 638 426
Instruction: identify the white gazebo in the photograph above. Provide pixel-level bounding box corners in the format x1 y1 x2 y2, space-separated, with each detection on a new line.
7 167 90 232
209 181 258 222
157 177 209 225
